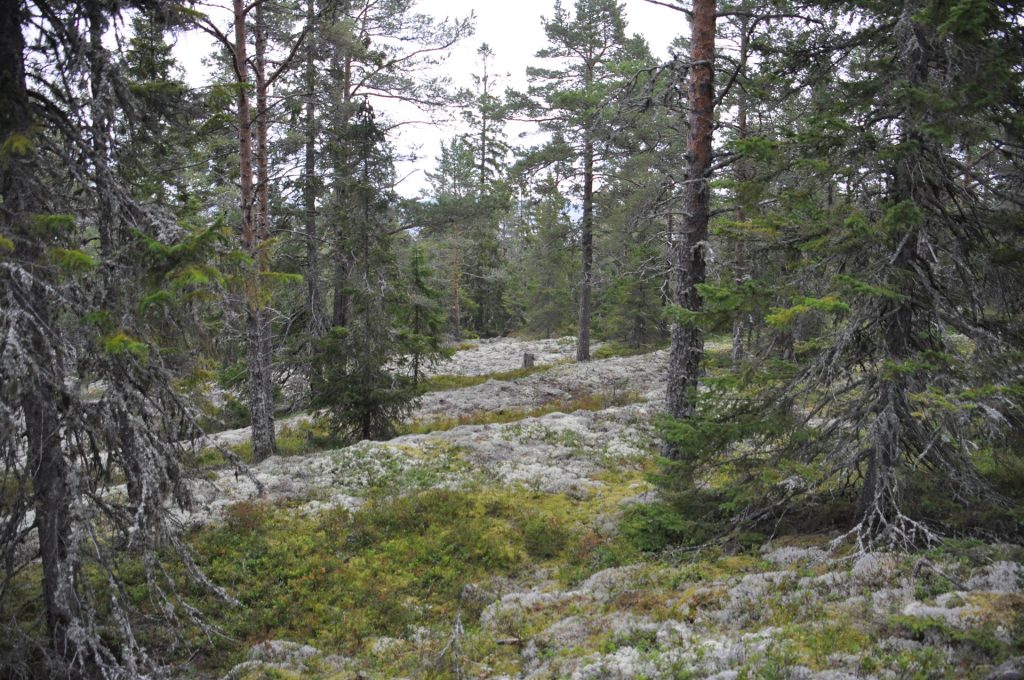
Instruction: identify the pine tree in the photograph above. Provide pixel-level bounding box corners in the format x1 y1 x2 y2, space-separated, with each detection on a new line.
665 0 716 425
524 0 647 360
656 0 1024 550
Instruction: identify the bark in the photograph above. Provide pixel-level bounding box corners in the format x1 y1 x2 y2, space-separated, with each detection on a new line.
665 0 716 430
304 0 326 339
331 48 354 328
87 1 115 263
478 65 489 190
235 0 277 463
451 250 462 340
26 390 79 667
856 2 930 543
577 132 594 362
731 19 750 364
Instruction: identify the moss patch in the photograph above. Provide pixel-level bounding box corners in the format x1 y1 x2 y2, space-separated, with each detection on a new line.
399 391 644 436
421 359 567 393
181 485 636 675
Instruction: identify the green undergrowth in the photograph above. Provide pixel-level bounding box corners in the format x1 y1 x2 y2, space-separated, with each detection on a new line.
591 340 667 360
421 360 566 392
192 421 342 468
7 498 1021 678
177 485 642 675
398 390 644 436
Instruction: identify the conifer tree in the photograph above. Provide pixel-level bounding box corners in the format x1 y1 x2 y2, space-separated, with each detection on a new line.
400 244 449 385
1 3 233 673
665 0 716 424
311 105 420 442
524 0 646 360
655 0 1024 550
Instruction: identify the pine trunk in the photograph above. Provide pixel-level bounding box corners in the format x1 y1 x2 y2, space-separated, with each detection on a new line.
236 0 277 463
577 133 594 362
731 20 750 364
665 0 716 430
304 0 325 340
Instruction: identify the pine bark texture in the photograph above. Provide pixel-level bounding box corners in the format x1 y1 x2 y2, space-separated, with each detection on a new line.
304 0 326 340
235 0 277 463
577 132 594 362
666 0 715 429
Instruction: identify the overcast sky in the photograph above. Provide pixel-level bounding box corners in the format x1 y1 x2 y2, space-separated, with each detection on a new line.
400 0 687 195
173 0 690 197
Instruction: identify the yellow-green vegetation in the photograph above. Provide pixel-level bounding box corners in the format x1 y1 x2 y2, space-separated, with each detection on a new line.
591 341 667 360
7 487 1020 678
191 421 341 468
399 391 644 436
421 360 567 392
180 486 642 675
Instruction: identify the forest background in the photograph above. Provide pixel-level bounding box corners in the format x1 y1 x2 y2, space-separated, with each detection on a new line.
1 0 1023 676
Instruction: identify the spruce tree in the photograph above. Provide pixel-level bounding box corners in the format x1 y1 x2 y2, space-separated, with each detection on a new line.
399 244 449 385
0 2 233 673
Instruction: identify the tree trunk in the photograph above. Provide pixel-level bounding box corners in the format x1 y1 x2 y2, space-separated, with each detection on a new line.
731 19 750 364
577 132 594 362
87 1 115 262
451 254 462 340
331 50 353 328
665 0 715 432
479 62 489 190
236 0 277 463
857 2 930 543
1 2 80 665
304 0 325 340
26 388 80 667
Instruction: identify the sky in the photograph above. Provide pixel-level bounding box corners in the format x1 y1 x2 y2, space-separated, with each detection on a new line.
172 0 690 197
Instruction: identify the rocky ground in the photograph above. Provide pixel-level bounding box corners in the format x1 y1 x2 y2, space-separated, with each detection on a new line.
420 337 586 378
180 338 1023 680
185 343 665 526
200 337 601 449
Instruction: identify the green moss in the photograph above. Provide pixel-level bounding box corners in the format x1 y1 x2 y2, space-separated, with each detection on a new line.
399 390 643 436
178 485 637 675
591 341 666 360
421 360 566 393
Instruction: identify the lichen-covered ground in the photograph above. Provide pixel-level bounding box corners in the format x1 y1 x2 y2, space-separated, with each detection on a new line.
182 338 1023 680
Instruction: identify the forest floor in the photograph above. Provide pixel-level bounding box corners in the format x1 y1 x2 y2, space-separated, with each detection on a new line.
181 338 1023 680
